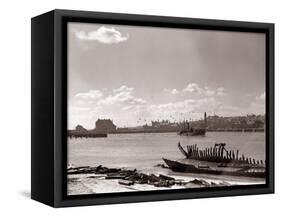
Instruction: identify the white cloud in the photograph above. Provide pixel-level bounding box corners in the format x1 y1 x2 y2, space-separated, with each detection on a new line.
149 97 218 113
113 85 134 93
75 26 129 44
70 85 262 128
75 90 103 100
182 83 227 97
97 85 146 106
163 88 179 95
182 83 203 94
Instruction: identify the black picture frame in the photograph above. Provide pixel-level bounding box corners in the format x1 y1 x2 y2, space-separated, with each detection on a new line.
31 9 274 207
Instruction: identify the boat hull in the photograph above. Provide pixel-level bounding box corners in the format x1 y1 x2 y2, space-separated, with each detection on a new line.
179 129 206 136
162 158 265 178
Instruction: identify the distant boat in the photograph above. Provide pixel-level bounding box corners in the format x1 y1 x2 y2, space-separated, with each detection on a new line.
178 128 206 136
178 112 207 136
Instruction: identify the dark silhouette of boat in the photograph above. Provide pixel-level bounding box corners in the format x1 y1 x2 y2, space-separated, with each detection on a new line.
178 128 206 136
177 142 264 165
162 142 265 178
162 158 265 178
178 112 207 136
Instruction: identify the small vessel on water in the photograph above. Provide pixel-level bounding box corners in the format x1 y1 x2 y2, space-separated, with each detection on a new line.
163 142 265 178
162 158 265 178
178 112 207 136
178 128 206 136
177 142 264 165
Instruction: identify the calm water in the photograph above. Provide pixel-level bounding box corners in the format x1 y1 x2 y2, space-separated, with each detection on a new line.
68 132 265 172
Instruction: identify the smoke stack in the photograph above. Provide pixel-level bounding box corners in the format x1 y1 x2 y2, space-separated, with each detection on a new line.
204 112 207 129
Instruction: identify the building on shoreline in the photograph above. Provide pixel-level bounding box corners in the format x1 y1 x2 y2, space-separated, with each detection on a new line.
68 125 107 138
75 125 88 133
95 119 117 133
191 114 265 132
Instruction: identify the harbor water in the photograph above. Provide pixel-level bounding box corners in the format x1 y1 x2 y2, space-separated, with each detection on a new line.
68 132 265 183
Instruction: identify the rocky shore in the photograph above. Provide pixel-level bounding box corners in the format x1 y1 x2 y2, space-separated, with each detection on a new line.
67 165 235 195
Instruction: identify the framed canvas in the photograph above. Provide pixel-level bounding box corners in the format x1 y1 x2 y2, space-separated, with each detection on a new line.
31 9 274 207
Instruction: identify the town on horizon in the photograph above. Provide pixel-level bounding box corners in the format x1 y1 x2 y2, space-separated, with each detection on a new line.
68 113 265 137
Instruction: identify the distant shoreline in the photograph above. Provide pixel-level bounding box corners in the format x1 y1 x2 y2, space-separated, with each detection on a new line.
67 129 265 136
110 128 265 134
68 128 265 138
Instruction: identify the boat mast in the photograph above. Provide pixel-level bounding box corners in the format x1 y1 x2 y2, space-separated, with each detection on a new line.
204 112 207 129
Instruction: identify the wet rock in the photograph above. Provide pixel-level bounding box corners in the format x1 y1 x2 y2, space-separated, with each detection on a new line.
88 175 105 179
68 165 189 188
210 182 217 186
174 180 187 185
188 179 210 186
154 181 172 188
159 174 175 181
118 180 134 186
105 175 126 179
67 167 96 174
148 174 161 183
136 173 149 184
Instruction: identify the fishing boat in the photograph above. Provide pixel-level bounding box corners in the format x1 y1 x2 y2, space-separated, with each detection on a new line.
179 128 206 136
177 142 264 165
162 158 265 178
178 112 207 136
163 141 266 178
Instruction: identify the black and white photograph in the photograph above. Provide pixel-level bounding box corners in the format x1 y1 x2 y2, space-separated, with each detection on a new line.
67 22 266 195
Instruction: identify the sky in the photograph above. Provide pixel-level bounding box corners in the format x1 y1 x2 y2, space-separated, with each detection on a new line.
67 22 266 129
